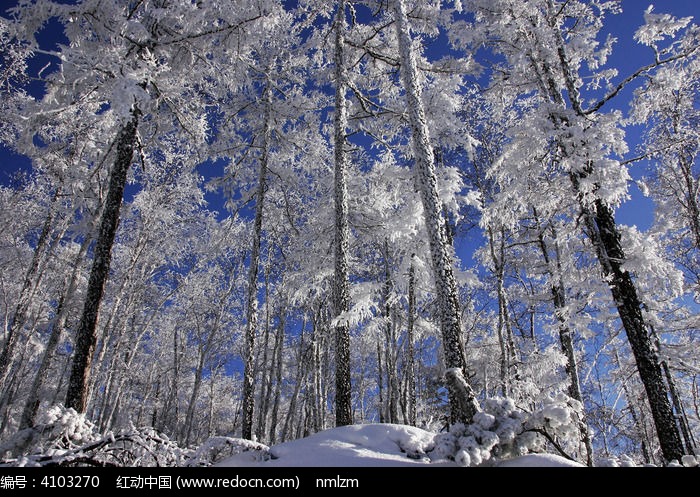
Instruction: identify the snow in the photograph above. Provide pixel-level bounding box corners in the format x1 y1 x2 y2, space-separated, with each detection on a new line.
216 423 584 468
495 453 583 467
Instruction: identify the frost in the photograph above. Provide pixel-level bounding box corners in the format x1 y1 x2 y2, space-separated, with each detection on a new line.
186 437 271 467
428 394 587 466
634 6 692 46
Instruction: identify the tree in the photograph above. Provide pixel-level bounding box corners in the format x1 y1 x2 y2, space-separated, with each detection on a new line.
632 26 700 296
65 110 140 412
631 31 700 455
457 0 694 462
392 0 479 425
331 0 353 427
5 0 276 414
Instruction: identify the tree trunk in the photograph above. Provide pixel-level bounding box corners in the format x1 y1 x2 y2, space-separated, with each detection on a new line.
573 177 686 463
163 320 181 435
662 358 697 455
256 262 273 442
539 9 687 462
19 227 93 429
533 209 593 465
310 308 322 432
281 316 308 442
332 0 353 427
487 226 517 397
405 256 417 426
0 191 59 390
652 328 698 455
376 338 385 423
382 239 399 423
268 306 286 444
65 110 139 413
392 0 478 425
95 312 129 431
183 343 207 446
242 80 273 440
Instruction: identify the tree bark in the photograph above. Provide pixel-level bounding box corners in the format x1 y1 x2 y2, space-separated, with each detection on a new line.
332 0 353 427
405 256 417 426
242 80 273 440
572 178 686 463
392 0 478 425
65 110 139 413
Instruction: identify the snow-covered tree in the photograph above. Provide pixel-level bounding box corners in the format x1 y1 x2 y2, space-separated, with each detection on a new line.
452 0 696 463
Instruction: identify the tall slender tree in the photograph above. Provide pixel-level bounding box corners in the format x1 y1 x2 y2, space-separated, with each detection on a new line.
392 0 479 425
332 0 353 427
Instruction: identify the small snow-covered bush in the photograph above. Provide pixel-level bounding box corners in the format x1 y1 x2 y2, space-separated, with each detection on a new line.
0 405 187 467
100 425 188 467
185 436 271 467
431 394 586 466
36 404 99 450
0 405 101 461
521 393 586 457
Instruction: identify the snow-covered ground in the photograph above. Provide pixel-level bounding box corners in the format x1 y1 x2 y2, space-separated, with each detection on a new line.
217 423 583 467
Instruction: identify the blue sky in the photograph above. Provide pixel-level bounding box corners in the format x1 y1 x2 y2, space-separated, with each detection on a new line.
604 1 699 230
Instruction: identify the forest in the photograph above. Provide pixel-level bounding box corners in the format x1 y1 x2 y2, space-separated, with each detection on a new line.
0 0 698 468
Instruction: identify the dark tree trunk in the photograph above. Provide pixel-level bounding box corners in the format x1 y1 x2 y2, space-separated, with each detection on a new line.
572 170 686 463
332 0 353 427
405 256 417 426
65 111 139 413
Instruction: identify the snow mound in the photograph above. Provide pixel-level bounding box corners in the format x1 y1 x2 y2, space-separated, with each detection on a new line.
494 454 584 467
218 424 450 467
217 424 581 467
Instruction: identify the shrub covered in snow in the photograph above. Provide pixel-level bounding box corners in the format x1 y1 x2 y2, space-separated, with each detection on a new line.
0 405 187 467
185 436 271 467
431 394 586 466
0 405 101 462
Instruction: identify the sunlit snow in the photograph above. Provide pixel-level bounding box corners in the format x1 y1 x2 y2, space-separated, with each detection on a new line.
217 423 583 467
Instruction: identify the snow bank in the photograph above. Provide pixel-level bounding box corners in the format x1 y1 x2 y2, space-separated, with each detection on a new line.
217 424 452 467
217 423 581 468
494 454 584 467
